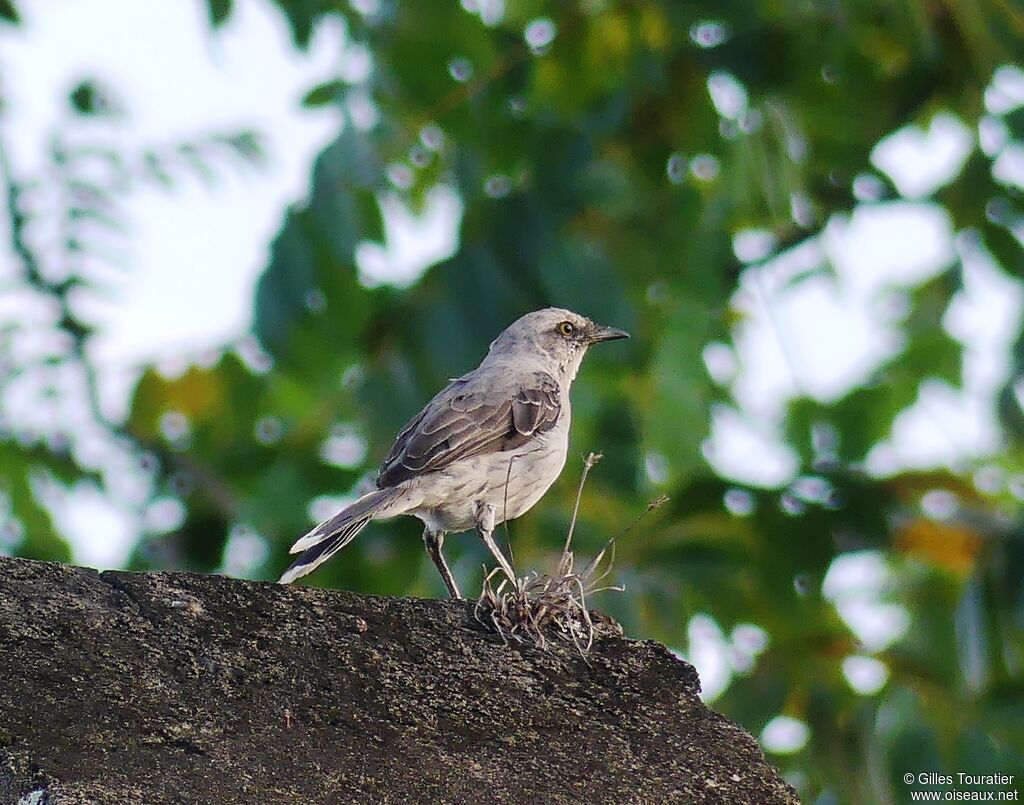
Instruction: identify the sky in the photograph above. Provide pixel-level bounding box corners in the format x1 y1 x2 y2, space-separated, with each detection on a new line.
2 0 340 409
2 0 1023 719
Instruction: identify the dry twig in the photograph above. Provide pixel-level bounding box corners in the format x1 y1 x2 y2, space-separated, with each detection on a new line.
474 452 669 654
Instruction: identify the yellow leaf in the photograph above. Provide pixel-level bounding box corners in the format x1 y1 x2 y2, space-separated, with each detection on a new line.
639 6 669 51
587 11 631 72
894 518 982 575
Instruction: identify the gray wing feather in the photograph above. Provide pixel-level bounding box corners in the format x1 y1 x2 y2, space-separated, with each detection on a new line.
377 371 560 488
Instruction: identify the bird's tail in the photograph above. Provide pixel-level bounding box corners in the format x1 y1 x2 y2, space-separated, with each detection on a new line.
279 487 397 584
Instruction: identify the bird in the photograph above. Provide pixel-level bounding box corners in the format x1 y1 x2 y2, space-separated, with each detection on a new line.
278 307 629 598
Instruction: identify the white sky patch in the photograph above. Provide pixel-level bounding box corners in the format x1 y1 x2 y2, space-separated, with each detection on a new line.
871 113 974 199
707 71 747 119
721 198 1022 487
221 523 269 578
462 0 506 27
979 115 1010 157
143 496 187 533
824 203 956 293
683 613 733 701
729 238 825 420
985 65 1024 115
36 478 136 569
682 615 773 701
0 0 345 411
729 622 770 673
308 493 356 526
702 405 798 488
761 716 810 754
993 142 1024 189
842 655 890 696
701 341 738 385
823 551 910 652
355 186 463 288
946 245 1024 393
760 272 894 402
729 221 888 431
320 425 368 468
732 228 777 263
868 244 1023 474
0 0 350 565
868 380 1001 475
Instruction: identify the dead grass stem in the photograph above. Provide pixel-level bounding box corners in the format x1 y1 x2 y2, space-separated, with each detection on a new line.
475 452 668 655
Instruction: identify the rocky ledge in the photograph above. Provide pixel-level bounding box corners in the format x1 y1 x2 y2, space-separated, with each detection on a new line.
0 556 797 804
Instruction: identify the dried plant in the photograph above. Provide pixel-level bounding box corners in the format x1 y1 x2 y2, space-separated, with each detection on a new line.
474 452 669 654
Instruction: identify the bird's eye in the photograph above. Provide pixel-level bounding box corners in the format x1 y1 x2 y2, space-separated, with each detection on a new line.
557 321 575 337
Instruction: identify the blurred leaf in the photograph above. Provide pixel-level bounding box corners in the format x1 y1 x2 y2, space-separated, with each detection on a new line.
142 151 173 188
900 269 962 386
68 80 118 117
221 130 265 165
301 80 345 107
643 300 719 483
277 0 328 48
206 0 232 27
178 143 216 187
982 222 1024 278
0 0 18 24
0 445 73 563
894 519 983 575
254 126 381 367
1006 107 1024 140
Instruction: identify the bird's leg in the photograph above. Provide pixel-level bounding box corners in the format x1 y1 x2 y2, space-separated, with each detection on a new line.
423 528 461 599
476 502 516 581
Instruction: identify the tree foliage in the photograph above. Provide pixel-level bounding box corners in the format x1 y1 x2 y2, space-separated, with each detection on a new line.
2 2 1023 802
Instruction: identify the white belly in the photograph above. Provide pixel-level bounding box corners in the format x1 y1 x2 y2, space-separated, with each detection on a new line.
406 416 570 534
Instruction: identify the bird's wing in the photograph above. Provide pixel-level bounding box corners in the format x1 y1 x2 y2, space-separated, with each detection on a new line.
376 370 561 488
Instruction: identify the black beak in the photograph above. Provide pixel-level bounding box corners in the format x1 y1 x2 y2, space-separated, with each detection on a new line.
588 324 630 344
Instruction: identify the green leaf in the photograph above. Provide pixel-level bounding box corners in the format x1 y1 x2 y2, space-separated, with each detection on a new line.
278 0 327 48
301 80 346 107
222 131 265 165
0 0 19 24
68 80 118 117
900 270 963 386
643 300 718 483
253 126 381 365
142 151 173 188
1005 107 1024 140
206 0 232 26
982 222 1024 278
0 444 74 563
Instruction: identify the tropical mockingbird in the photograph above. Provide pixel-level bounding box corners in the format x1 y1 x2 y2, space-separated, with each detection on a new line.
279 307 629 597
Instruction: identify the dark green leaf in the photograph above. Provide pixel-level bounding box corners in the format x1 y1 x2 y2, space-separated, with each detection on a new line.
301 80 346 107
68 80 118 117
0 0 19 24
206 0 232 26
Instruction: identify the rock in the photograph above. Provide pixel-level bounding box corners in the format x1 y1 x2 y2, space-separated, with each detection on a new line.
0 556 798 804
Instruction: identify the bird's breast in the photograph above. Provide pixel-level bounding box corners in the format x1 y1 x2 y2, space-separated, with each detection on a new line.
408 421 569 532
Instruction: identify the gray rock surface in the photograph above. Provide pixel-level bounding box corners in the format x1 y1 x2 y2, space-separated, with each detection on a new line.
0 556 798 804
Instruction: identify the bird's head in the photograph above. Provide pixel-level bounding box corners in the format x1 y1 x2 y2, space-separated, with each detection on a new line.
488 307 629 382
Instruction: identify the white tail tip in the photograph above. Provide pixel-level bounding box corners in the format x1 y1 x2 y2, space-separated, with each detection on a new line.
278 565 306 585
287 528 325 555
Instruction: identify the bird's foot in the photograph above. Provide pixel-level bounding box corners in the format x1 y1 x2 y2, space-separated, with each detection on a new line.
423 528 462 598
475 503 517 581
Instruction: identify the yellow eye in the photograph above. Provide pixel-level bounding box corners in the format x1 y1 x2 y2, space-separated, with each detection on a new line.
558 321 575 337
